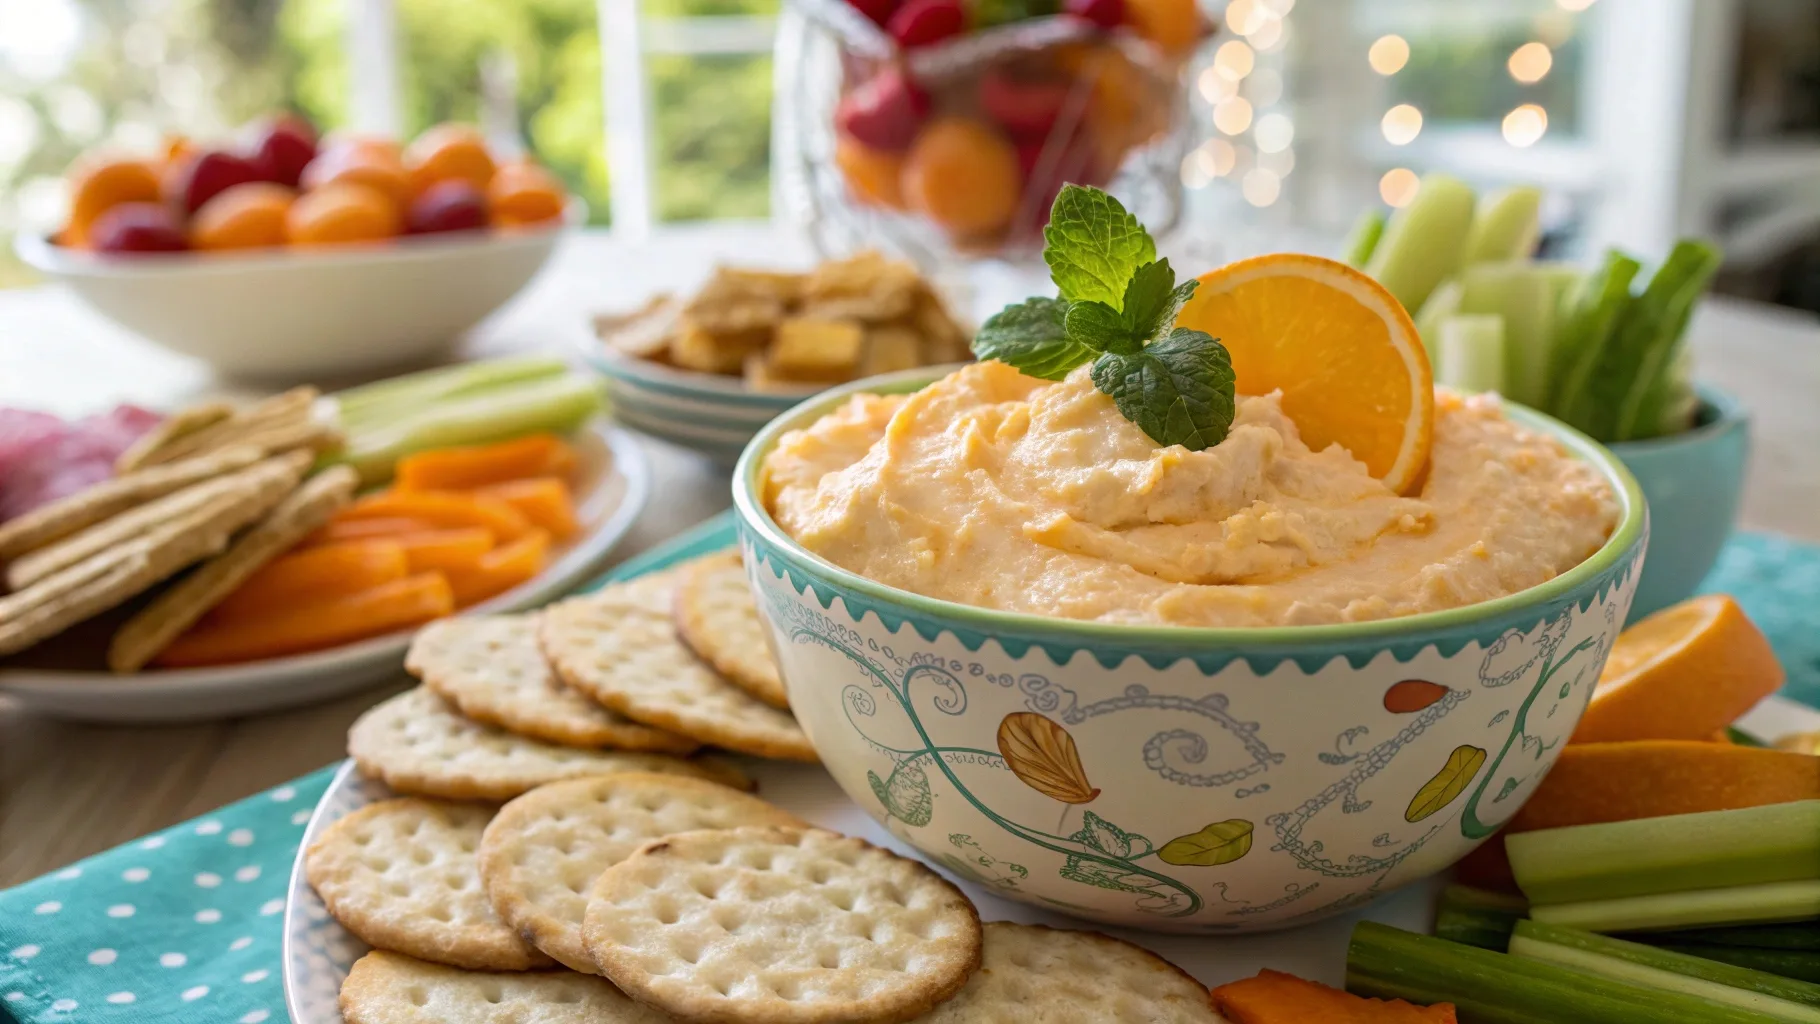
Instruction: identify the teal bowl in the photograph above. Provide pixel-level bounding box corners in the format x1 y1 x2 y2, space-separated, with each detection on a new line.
732 369 1648 932
1609 385 1749 620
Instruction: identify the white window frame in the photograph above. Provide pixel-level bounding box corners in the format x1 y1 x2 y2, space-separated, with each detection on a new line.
345 0 778 238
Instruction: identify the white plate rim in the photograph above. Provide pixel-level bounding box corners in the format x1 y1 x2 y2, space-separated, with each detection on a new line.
0 423 651 710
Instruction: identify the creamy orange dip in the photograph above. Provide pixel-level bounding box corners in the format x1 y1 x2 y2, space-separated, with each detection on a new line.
762 361 1620 628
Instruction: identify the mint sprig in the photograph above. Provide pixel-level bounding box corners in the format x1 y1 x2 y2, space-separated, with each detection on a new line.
972 185 1237 450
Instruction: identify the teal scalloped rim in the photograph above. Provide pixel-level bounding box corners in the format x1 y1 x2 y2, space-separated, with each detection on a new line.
579 508 1642 676
737 518 1644 676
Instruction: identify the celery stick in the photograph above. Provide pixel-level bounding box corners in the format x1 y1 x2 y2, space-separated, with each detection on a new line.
1640 925 1820 951
1436 883 1530 950
1365 174 1478 315
1534 261 1585 313
1548 250 1642 431
1531 881 1820 933
1656 947 1820 985
1509 801 1820 906
1511 921 1820 1020
334 355 570 426
1437 314 1507 395
1455 263 1555 406
1612 240 1723 441
1347 921 1780 1023
334 373 606 484
1414 278 1463 362
1464 186 1544 264
1343 209 1387 267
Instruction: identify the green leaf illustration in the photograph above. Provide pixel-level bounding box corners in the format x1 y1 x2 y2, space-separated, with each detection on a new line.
1157 819 1254 867
868 759 932 827
1071 810 1147 858
1406 744 1488 823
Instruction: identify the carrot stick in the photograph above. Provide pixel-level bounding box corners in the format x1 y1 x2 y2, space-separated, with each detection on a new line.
394 433 576 490
210 540 408 623
1212 969 1457 1022
335 489 532 541
392 528 495 574
444 529 550 607
304 516 434 544
1508 740 1820 834
476 477 577 540
156 573 454 666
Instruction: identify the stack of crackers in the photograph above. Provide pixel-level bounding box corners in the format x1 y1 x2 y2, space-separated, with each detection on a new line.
318 551 1228 1023
596 251 972 392
0 389 354 672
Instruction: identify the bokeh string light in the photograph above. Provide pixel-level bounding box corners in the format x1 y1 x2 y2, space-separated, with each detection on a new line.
1184 0 1296 207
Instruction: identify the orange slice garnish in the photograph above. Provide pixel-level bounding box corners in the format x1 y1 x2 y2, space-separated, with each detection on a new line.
1573 594 1785 744
1175 253 1433 494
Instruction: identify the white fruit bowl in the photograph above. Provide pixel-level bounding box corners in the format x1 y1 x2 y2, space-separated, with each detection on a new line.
16 215 576 381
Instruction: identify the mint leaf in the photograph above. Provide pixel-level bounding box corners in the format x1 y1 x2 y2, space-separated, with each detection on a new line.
1043 185 1157 309
1063 300 1138 355
1121 260 1198 344
1089 328 1236 450
972 297 1099 381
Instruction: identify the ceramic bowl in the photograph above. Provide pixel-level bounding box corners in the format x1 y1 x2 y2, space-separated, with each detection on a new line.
1609 384 1749 620
16 216 573 381
584 346 818 465
732 369 1648 932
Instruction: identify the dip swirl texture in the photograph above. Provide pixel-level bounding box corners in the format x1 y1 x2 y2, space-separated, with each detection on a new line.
762 362 1620 628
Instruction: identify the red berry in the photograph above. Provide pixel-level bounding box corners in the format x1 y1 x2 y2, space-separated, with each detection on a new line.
887 0 964 49
89 203 188 254
245 115 318 188
1065 0 1124 30
165 150 262 216
407 180 490 234
835 68 931 151
980 68 1075 140
845 0 900 27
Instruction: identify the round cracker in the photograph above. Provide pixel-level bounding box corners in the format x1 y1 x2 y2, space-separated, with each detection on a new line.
673 551 789 710
338 949 673 1024
540 571 816 762
479 773 807 973
304 798 552 971
407 614 699 754
347 688 751 801
582 825 982 1024
920 922 1224 1022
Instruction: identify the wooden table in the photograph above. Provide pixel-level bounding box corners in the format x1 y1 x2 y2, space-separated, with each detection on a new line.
2 227 1818 888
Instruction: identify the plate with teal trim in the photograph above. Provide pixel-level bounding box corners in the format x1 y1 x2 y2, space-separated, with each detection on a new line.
0 422 651 724
281 511 1820 1023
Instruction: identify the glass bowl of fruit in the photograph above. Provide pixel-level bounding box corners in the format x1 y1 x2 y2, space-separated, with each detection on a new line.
774 0 1208 267
15 115 577 382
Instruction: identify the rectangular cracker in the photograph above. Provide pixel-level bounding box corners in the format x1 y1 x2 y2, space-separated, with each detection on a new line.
595 294 683 359
859 324 926 378
114 400 236 473
0 444 264 562
127 387 319 468
770 318 864 382
0 459 303 658
108 465 360 672
801 250 920 322
669 322 769 375
683 267 791 335
6 451 312 591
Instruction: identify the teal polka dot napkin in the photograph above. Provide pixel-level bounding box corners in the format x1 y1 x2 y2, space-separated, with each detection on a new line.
0 765 338 1024
1702 531 1820 709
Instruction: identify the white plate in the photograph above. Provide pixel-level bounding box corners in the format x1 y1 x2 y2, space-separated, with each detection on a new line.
279 617 1820 1019
0 423 651 723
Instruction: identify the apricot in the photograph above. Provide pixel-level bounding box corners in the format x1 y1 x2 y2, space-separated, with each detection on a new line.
285 181 401 246
404 123 497 196
1060 45 1165 168
835 136 907 209
1123 0 1201 55
191 182 294 251
301 141 410 209
487 162 565 227
64 157 163 248
902 117 1021 238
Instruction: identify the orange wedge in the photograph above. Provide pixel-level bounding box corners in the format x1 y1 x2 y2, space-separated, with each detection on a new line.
1572 594 1785 744
1175 253 1433 494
